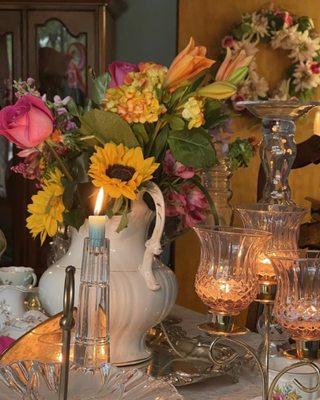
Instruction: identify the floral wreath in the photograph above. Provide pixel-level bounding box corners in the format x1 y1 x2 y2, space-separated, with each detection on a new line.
221 6 320 102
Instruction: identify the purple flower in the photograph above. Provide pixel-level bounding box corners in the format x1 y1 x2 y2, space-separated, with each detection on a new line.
108 61 138 88
165 184 208 228
163 150 195 179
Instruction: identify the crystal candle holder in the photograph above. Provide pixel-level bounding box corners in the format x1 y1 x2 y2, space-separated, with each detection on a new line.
236 100 319 205
236 204 306 303
271 250 320 359
74 237 110 369
0 361 182 400
194 226 271 335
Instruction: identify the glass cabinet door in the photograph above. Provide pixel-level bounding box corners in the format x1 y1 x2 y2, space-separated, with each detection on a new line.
0 11 22 107
28 10 97 105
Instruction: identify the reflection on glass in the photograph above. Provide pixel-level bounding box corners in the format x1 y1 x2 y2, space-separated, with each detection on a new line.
0 33 13 108
37 19 87 105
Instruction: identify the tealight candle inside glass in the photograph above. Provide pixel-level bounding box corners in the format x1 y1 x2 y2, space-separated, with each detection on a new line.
271 250 320 359
194 226 271 334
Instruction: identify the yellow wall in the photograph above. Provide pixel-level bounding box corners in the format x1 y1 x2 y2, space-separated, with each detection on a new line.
176 0 320 314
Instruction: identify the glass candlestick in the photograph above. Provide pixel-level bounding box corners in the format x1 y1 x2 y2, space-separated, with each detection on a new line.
236 204 306 302
74 238 110 368
237 100 319 205
194 226 271 335
271 250 320 360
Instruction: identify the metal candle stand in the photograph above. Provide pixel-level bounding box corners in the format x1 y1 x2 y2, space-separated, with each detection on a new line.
59 266 76 400
209 336 320 400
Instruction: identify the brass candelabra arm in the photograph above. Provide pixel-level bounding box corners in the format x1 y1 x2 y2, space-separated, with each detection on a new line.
210 336 268 400
59 266 76 400
209 335 320 400
267 361 320 400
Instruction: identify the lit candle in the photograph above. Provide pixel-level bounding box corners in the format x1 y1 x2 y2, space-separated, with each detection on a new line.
314 111 320 136
89 188 106 247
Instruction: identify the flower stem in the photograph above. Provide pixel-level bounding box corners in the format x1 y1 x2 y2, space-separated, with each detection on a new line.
46 141 73 182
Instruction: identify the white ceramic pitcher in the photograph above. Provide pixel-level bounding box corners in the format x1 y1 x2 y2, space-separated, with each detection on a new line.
39 182 178 365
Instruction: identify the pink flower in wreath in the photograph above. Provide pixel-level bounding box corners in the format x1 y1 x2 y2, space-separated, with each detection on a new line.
0 94 54 149
310 61 320 74
283 11 293 27
222 36 235 49
163 150 195 179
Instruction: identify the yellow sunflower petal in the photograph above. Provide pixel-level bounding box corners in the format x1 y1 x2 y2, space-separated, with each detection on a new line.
26 167 65 244
89 142 158 201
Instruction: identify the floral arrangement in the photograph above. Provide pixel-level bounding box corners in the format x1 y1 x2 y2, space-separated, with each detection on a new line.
221 6 320 102
0 38 255 244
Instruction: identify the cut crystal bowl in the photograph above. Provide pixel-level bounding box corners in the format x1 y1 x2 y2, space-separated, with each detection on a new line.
0 361 183 399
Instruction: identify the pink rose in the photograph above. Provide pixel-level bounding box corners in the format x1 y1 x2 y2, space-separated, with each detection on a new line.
163 150 195 179
0 94 54 148
108 61 139 88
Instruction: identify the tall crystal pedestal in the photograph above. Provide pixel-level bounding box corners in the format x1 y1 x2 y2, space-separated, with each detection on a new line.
237 100 319 205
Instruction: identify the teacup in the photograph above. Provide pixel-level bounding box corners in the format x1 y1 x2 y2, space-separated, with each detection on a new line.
0 267 37 288
0 286 28 320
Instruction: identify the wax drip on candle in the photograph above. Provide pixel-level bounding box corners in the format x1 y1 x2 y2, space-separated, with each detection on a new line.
89 188 106 247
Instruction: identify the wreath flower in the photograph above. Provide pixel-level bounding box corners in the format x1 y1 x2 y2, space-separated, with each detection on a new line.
221 6 320 101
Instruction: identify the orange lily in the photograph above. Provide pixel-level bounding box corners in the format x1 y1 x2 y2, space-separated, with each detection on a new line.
216 48 253 84
165 37 215 90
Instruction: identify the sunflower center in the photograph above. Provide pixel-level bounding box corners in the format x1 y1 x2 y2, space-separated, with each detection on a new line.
106 164 136 182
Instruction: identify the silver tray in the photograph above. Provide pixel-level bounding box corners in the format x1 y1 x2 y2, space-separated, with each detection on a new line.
144 317 242 387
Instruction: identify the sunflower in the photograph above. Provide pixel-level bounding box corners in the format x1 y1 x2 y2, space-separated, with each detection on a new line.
88 143 159 200
26 168 65 245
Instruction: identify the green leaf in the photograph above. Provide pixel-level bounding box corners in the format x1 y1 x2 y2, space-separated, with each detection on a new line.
61 178 76 210
152 125 169 159
132 123 149 146
204 101 229 129
232 23 252 41
71 154 90 183
63 208 86 230
169 116 185 131
67 98 81 118
117 212 129 233
79 109 139 148
298 16 313 32
168 128 216 168
90 72 111 105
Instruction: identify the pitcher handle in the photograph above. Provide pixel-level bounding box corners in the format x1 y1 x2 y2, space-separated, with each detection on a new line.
138 182 165 291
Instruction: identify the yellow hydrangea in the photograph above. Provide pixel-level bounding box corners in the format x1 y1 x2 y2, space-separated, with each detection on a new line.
103 63 167 124
181 96 205 129
26 168 65 245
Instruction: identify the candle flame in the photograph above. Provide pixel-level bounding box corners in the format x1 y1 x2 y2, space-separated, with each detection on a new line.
94 188 104 215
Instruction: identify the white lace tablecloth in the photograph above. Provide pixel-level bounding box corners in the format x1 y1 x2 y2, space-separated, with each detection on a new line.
170 305 262 400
